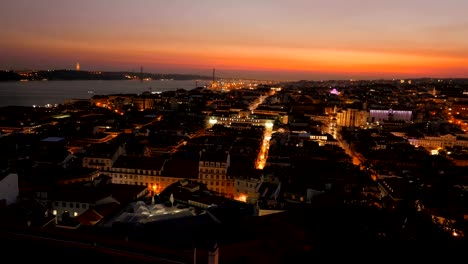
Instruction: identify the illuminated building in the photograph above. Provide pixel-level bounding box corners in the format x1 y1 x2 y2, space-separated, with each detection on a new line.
335 108 368 127
404 133 468 150
108 156 174 193
234 176 262 204
206 115 275 130
198 150 234 197
369 109 412 123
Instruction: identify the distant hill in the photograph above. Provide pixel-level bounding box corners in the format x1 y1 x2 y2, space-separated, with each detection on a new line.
0 69 212 81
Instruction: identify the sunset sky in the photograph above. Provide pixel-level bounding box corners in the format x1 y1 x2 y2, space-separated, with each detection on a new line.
1 0 468 80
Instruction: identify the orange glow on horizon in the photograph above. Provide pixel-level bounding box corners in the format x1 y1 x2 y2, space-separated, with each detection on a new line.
3 1 468 80
3 31 468 79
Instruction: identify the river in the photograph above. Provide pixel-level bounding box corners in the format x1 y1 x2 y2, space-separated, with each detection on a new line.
0 79 212 107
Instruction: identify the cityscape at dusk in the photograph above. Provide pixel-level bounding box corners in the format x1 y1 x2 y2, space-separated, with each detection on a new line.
2 1 468 264
2 0 468 80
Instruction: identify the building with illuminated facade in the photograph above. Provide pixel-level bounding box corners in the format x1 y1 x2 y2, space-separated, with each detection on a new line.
335 108 412 129
335 108 368 127
368 109 413 123
108 156 171 192
234 176 262 204
198 150 234 197
400 133 468 150
206 114 275 132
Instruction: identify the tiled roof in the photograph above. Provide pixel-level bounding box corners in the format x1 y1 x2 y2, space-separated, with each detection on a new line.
76 209 103 225
48 185 112 204
200 150 229 163
110 184 148 204
113 155 166 171
162 158 199 179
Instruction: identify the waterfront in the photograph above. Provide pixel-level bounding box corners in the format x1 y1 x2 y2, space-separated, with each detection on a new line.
0 79 211 107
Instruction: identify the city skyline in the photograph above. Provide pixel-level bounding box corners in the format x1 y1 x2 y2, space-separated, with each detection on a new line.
1 0 468 80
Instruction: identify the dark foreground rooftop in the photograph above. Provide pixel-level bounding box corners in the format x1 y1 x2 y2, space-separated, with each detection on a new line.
2 200 467 263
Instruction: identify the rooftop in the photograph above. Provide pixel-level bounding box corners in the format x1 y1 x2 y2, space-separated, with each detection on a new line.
41 136 66 142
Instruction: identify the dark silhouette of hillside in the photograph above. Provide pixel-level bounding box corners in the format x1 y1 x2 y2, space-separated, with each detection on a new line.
0 69 212 81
